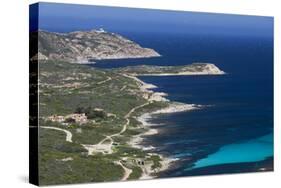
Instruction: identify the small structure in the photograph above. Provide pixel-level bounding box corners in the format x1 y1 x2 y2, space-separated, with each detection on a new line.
65 113 88 124
47 115 65 123
133 159 145 166
119 157 155 171
96 28 106 33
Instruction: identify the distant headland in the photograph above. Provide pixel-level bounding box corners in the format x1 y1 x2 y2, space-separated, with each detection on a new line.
30 29 161 63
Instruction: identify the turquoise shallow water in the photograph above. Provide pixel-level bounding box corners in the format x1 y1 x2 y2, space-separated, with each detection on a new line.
190 133 273 170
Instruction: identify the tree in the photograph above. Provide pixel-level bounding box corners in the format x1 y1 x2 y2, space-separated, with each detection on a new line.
74 106 106 119
75 106 84 114
86 110 106 119
65 117 75 123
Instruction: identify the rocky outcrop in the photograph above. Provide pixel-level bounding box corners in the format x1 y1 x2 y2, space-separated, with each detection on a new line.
30 29 160 63
30 52 48 61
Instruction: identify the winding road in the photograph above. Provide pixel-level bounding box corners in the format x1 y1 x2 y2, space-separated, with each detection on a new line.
43 73 150 181
41 126 73 142
98 102 150 145
82 102 150 180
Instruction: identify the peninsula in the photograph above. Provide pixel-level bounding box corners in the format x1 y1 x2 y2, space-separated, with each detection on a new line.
114 63 225 76
30 29 160 63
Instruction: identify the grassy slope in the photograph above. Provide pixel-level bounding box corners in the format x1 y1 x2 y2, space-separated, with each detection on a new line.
38 60 166 185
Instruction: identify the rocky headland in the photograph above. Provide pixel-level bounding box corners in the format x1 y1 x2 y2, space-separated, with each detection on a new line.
115 63 225 76
30 29 160 63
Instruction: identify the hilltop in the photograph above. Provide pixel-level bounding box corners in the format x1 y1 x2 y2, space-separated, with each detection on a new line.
30 29 160 63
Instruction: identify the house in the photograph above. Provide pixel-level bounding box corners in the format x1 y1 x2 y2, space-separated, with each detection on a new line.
47 115 65 123
65 113 88 124
47 113 88 125
123 158 150 167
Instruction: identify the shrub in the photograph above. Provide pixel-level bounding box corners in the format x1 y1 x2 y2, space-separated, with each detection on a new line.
74 106 107 119
65 117 76 123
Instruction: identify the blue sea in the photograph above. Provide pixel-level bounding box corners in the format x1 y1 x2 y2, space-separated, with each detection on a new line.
92 32 274 176
37 2 274 177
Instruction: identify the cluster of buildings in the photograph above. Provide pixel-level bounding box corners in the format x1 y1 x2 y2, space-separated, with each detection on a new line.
46 108 116 126
47 113 88 125
121 157 152 167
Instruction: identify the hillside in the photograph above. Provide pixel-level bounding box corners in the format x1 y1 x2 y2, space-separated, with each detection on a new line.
31 29 160 63
38 60 168 185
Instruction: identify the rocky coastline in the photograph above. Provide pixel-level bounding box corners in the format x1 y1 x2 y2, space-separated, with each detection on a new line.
127 74 205 179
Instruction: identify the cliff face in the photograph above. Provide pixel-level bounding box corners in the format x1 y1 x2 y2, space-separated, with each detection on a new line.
31 30 161 63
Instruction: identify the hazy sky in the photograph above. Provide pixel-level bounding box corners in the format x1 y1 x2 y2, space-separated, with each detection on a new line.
30 2 273 38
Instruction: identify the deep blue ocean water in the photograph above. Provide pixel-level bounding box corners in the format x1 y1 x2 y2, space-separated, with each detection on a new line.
92 32 274 176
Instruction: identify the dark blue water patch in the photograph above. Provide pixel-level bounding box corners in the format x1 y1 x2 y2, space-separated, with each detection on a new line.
139 74 273 106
